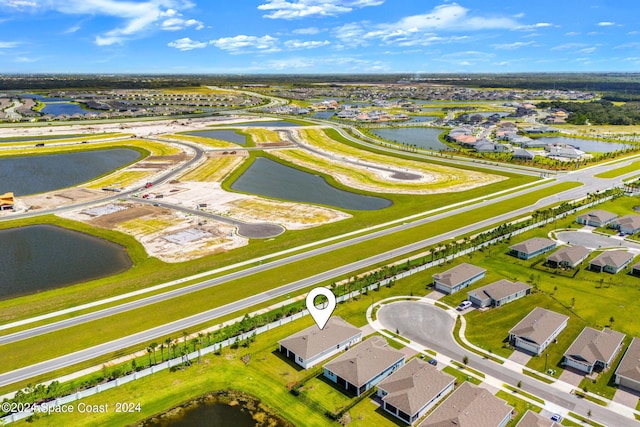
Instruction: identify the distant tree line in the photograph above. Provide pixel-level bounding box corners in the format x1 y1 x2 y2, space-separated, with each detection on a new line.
536 100 640 125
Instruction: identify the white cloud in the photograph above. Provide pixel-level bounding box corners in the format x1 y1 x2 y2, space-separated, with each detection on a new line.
292 27 321 35
334 3 521 47
5 0 202 45
0 41 21 49
161 17 204 31
551 43 588 51
516 22 553 31
258 0 384 20
168 37 207 51
597 21 615 26
492 41 536 50
565 31 580 36
284 39 330 49
210 35 280 54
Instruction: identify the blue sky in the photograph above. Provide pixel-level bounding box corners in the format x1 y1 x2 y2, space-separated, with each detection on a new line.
1 0 639 74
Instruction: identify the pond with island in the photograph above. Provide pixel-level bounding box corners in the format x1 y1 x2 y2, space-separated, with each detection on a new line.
0 224 132 299
0 148 141 196
230 157 391 210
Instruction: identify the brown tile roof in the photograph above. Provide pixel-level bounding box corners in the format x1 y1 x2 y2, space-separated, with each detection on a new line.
509 237 556 255
509 307 569 346
468 279 531 302
546 245 590 265
565 327 625 366
516 410 559 427
433 263 486 287
278 316 361 360
615 337 640 383
418 382 511 427
324 336 405 388
378 358 454 417
590 251 634 269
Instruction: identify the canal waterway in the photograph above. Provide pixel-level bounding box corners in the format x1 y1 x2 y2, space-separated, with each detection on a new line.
0 225 132 299
0 148 141 195
230 157 391 210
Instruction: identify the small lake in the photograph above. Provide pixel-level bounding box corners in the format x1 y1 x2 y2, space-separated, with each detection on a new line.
41 103 91 116
145 402 257 427
0 148 141 196
233 121 302 128
0 225 132 299
184 130 248 145
20 93 71 102
371 127 451 151
406 116 438 123
534 137 633 153
231 157 391 210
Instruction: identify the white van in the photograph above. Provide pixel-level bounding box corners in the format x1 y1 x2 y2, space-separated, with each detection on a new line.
456 300 472 311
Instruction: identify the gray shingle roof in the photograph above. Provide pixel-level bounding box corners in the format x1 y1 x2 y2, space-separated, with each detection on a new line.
433 263 486 287
564 327 625 366
576 210 617 224
510 307 569 346
546 245 590 265
278 316 361 360
324 336 405 388
590 251 634 268
418 382 511 427
509 237 556 255
516 410 559 427
615 337 640 383
468 279 531 302
378 358 454 417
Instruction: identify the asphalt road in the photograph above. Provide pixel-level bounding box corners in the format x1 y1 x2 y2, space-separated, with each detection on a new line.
377 301 634 427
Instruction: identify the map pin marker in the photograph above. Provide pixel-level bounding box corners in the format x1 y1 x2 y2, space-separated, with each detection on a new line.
306 287 336 330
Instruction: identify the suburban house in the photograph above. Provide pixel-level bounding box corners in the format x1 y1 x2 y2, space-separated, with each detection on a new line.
467 279 532 308
509 237 557 260
418 382 512 427
563 327 625 374
509 307 569 355
323 336 405 396
610 214 640 235
589 250 634 274
615 337 640 392
631 262 640 277
278 316 362 369
516 410 560 427
545 144 586 159
432 263 486 295
377 358 455 425
512 148 537 160
0 192 14 210
576 210 618 227
545 245 590 269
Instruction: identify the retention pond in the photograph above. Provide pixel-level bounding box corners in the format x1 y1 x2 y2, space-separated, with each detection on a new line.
0 224 132 299
230 157 391 210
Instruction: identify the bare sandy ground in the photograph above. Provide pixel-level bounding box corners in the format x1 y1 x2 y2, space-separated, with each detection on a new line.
59 202 248 263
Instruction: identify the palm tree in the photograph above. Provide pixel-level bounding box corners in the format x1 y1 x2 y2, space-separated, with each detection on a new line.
159 343 166 362
182 331 188 351
150 342 158 364
165 337 173 358
146 347 152 366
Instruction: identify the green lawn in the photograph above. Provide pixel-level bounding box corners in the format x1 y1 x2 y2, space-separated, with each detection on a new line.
441 365 483 386
594 161 640 178
495 390 542 426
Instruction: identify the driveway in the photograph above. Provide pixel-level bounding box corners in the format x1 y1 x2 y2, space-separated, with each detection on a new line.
613 387 639 408
559 367 584 387
509 350 533 366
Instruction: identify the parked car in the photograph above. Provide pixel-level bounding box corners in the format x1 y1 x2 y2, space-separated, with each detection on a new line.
145 182 153 188
427 358 438 366
457 300 472 311
550 414 561 422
